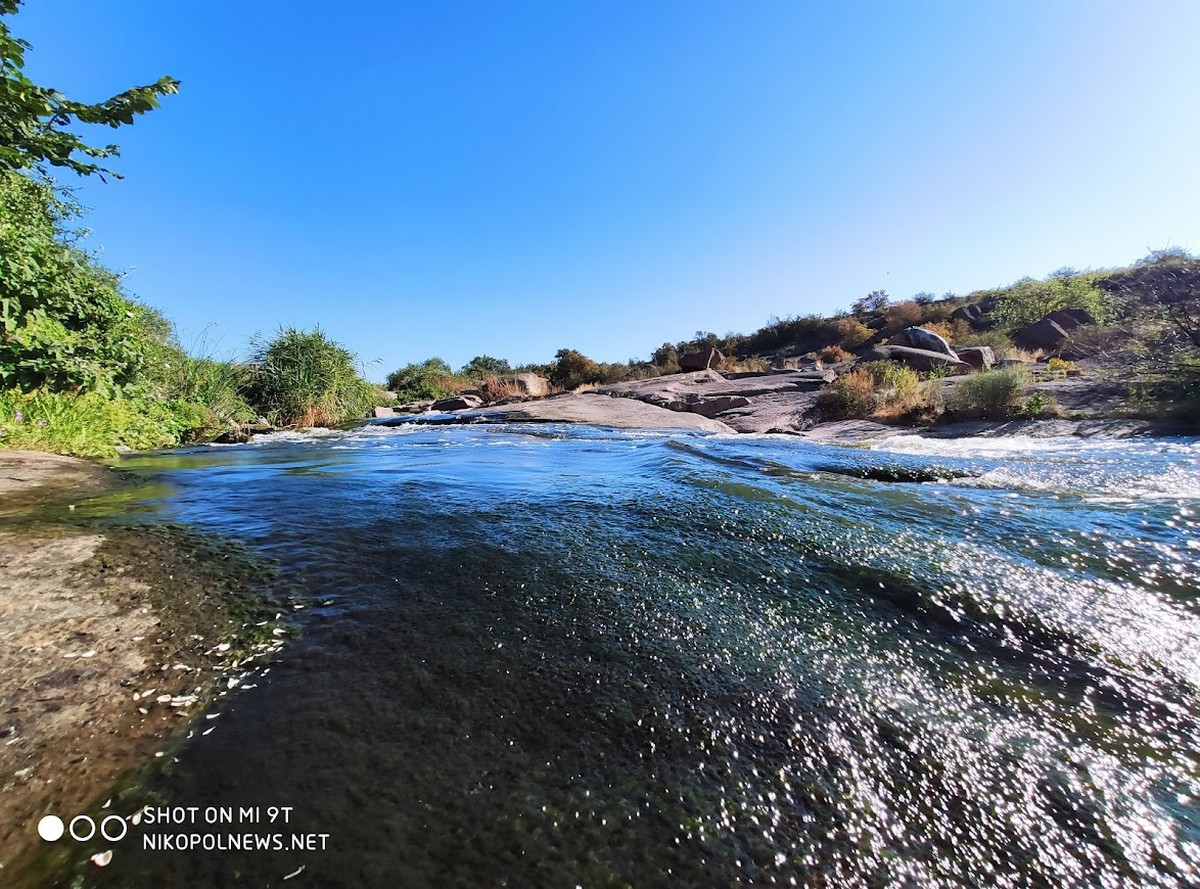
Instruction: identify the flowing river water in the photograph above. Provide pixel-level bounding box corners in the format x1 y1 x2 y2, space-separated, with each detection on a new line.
28 424 1200 886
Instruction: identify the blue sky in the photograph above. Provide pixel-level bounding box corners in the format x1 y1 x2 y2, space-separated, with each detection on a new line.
13 1 1200 379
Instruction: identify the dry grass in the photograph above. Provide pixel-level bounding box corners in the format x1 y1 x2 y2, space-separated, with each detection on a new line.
997 346 1043 363
835 317 873 348
480 376 526 401
882 300 924 333
817 362 931 420
723 356 770 373
921 321 955 342
817 345 854 364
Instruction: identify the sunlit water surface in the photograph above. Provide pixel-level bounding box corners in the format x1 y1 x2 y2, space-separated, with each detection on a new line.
40 425 1200 886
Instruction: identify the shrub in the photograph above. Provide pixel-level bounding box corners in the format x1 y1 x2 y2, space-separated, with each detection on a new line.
817 345 853 364
881 300 924 334
745 314 842 354
817 361 927 420
549 348 603 389
386 358 456 402
957 328 1015 355
948 367 1029 419
1044 357 1076 378
460 355 512 378
724 356 771 373
479 375 525 401
817 368 876 418
851 290 890 315
246 327 376 427
834 317 873 349
168 357 256 428
651 342 679 369
921 321 956 343
0 172 176 396
992 275 1119 329
1017 391 1059 418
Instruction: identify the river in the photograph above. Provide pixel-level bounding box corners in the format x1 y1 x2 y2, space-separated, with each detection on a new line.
34 424 1200 886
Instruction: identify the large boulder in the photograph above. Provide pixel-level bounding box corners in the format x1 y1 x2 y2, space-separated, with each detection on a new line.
432 394 484 412
862 345 971 373
482 373 549 399
956 346 995 370
371 406 397 418
1045 309 1094 331
1014 317 1070 352
679 346 725 371
950 304 983 323
888 326 958 358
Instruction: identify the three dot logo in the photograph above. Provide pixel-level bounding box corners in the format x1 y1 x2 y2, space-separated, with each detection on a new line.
38 813 128 843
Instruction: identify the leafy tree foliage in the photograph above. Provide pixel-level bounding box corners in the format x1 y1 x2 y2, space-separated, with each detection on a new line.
460 354 511 378
0 171 168 393
386 358 454 402
0 0 179 178
991 275 1119 329
852 290 890 315
549 348 601 389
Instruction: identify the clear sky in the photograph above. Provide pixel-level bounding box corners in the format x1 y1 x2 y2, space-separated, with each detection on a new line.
12 1 1200 379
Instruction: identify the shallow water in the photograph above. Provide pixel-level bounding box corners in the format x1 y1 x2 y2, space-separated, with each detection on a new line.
34 425 1200 886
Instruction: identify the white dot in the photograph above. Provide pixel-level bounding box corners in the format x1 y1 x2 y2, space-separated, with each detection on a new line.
38 815 64 842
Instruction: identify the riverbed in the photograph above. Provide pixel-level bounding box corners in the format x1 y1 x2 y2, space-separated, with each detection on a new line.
16 424 1200 887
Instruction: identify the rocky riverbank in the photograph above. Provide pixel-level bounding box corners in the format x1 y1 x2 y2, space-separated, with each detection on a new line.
373 368 1185 440
0 453 291 881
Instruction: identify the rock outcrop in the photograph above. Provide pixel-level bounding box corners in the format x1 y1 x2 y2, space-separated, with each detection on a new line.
587 369 834 433
1013 317 1070 352
861 345 972 373
432 394 484 412
678 346 724 371
888 326 957 358
956 346 996 370
378 393 734 433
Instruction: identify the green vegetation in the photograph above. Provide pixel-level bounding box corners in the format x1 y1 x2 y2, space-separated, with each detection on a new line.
0 389 202 456
0 0 178 179
817 362 929 420
947 367 1029 419
460 355 512 378
0 172 161 395
245 328 376 428
990 274 1119 329
386 358 456 402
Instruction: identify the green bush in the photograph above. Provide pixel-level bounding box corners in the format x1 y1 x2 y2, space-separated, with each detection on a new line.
549 348 603 389
0 172 175 395
245 327 376 427
817 361 925 419
385 358 456 402
459 355 511 378
744 314 842 355
992 275 1119 329
948 367 1029 419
